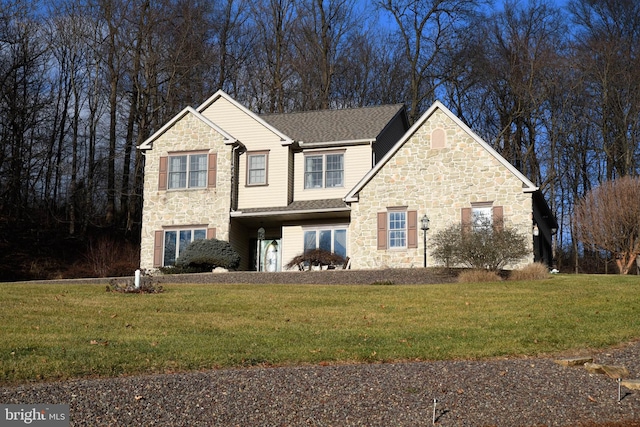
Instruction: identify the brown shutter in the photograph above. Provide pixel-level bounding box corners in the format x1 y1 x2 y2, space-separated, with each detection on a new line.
461 207 472 233
377 212 387 250
158 156 168 190
207 228 216 239
153 230 164 267
407 210 418 248
493 206 504 232
208 153 217 188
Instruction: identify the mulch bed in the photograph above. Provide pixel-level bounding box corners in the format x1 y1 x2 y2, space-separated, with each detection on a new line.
34 267 459 286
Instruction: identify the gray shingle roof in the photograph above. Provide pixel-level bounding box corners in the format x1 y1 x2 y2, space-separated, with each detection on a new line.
238 199 348 214
261 104 405 144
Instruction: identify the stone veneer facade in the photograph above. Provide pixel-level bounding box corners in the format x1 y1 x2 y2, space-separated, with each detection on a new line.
139 112 233 271
348 108 534 270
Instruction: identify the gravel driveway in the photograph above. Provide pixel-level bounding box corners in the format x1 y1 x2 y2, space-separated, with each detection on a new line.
2 341 639 426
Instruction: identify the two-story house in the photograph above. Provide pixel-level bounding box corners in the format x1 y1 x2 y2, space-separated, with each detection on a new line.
138 90 555 272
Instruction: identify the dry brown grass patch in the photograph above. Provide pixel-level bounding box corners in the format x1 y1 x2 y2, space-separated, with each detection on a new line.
509 263 550 281
457 269 502 283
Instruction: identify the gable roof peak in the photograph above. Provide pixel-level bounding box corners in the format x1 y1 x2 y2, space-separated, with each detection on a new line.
344 100 538 202
138 106 236 151
197 90 294 145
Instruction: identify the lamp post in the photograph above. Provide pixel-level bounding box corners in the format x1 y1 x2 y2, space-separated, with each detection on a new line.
257 227 265 271
421 214 430 268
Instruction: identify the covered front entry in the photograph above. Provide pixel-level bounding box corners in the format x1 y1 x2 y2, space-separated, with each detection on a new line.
229 199 352 272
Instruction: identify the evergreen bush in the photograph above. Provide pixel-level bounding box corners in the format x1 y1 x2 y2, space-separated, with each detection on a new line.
175 239 241 271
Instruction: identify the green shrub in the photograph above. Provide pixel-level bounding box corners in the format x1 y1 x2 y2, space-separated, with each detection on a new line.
509 262 550 281
458 269 502 283
175 239 241 272
158 265 202 275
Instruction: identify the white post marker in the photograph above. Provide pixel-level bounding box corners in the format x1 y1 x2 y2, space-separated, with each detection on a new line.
432 398 437 424
134 269 141 289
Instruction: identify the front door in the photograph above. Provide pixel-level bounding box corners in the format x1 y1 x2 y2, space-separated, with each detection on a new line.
258 239 281 272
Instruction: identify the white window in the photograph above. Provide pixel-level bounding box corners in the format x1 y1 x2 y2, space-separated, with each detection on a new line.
163 228 207 266
304 153 344 189
247 152 268 185
303 227 347 258
325 154 344 187
388 211 407 248
168 154 207 189
472 204 493 230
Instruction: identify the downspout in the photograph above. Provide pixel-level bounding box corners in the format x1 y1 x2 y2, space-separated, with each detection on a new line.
371 140 375 166
231 144 241 211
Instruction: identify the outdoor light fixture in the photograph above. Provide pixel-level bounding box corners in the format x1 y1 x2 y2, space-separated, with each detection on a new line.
421 214 430 268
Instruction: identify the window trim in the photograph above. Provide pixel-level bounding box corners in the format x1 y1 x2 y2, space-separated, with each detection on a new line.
471 203 493 230
387 209 408 249
377 209 417 250
165 151 211 190
246 151 269 187
167 151 209 190
462 203 503 232
159 226 211 267
303 150 345 189
302 225 348 258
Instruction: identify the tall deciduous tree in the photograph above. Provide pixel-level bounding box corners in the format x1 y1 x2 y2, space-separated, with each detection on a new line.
0 1 49 219
569 0 640 180
377 0 479 123
292 0 358 110
573 176 640 274
248 0 297 113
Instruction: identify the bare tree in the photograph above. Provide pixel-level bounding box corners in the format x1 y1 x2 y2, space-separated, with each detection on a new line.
0 1 51 219
291 0 358 110
208 0 250 97
247 0 297 113
456 0 565 184
332 28 410 108
573 176 640 274
430 218 529 271
569 0 640 180
377 0 480 123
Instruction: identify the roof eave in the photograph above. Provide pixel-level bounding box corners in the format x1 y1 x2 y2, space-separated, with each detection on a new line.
231 206 351 218
300 138 375 148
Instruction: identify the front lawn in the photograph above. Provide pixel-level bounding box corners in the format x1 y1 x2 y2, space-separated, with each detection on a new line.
1 274 638 384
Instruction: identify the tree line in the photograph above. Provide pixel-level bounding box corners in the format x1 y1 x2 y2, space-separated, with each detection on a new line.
1 0 639 273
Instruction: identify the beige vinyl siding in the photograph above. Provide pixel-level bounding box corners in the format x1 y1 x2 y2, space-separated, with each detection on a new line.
294 144 372 201
282 225 304 270
229 221 251 271
200 96 290 209
237 149 289 208
200 96 280 144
